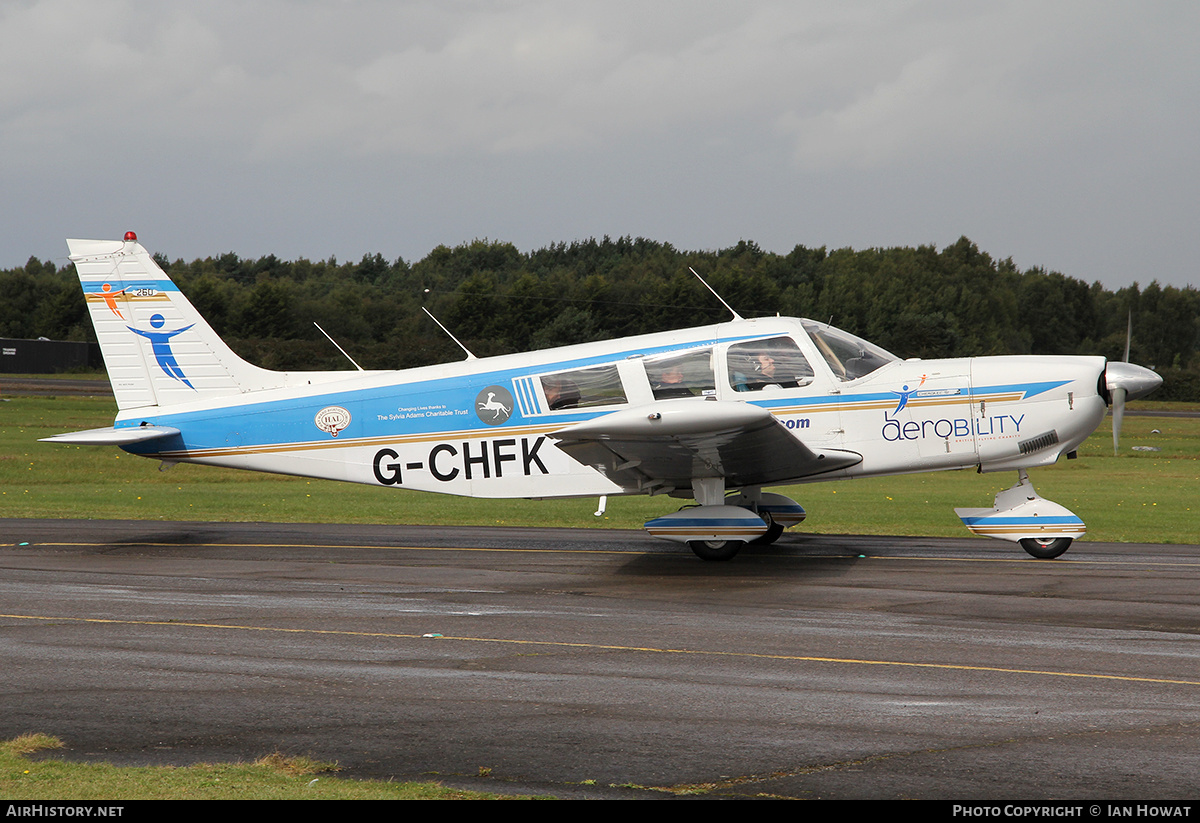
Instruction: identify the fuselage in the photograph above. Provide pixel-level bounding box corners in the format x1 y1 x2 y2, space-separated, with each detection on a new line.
117 316 1109 499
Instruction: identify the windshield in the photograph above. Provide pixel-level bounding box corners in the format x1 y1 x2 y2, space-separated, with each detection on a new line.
801 321 899 381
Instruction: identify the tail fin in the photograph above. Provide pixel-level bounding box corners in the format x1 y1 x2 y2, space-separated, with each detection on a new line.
69 235 318 410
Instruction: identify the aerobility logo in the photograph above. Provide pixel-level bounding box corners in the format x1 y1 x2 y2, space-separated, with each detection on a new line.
882 411 1026 442
880 377 1027 443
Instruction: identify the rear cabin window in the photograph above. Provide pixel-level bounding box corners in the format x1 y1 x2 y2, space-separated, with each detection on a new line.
727 337 814 392
539 364 627 410
643 348 716 400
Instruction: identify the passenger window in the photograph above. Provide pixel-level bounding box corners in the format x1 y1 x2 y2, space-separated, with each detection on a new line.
643 348 715 400
539 364 626 410
728 338 814 392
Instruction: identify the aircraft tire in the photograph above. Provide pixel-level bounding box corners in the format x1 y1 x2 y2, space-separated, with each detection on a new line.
1019 537 1073 559
688 540 745 561
748 512 785 546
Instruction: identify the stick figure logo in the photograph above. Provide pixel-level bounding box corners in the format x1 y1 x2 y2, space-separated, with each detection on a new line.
888 374 928 417
98 283 127 318
127 313 196 388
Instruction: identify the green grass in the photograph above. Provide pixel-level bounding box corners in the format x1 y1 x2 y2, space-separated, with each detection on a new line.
0 372 109 381
0 735 533 800
2 395 1196 543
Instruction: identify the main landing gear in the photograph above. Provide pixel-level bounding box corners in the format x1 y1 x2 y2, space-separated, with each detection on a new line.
1018 537 1074 559
750 512 785 546
643 481 808 561
687 539 746 562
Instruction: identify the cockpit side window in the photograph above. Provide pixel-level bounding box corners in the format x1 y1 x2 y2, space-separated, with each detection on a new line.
643 348 716 400
728 337 814 392
801 321 898 381
539 364 626 410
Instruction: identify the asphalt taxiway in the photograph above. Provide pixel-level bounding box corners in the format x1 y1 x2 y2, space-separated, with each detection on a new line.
3 519 1199 799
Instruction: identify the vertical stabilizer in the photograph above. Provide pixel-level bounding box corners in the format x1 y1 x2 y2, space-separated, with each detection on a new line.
68 235 287 410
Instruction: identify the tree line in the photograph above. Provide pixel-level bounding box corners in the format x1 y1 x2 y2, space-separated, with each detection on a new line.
3 236 1197 400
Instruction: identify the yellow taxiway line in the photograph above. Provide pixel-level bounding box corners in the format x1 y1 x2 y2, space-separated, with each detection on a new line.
4 611 1199 689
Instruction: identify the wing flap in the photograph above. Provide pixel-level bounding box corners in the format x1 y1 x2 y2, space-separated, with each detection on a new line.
550 399 860 490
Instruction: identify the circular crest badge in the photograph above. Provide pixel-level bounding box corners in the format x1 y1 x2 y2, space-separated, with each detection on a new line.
475 386 514 425
315 405 351 437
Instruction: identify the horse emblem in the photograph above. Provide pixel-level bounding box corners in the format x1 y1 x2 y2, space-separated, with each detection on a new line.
475 386 514 425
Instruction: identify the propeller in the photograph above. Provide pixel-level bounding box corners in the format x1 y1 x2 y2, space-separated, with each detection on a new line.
1105 312 1163 455
1110 382 1126 457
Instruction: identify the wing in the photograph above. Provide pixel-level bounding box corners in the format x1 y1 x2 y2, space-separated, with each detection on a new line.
549 398 861 493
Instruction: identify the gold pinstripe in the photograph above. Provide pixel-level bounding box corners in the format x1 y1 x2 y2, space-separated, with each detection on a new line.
158 421 571 460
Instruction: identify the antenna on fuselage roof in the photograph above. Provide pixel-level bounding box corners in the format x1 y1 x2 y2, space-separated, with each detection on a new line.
688 267 744 322
314 322 365 371
421 305 477 361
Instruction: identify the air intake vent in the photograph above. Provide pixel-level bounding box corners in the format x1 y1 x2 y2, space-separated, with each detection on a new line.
1019 430 1060 455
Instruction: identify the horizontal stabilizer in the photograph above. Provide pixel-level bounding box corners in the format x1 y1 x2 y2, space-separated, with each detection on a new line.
39 426 181 445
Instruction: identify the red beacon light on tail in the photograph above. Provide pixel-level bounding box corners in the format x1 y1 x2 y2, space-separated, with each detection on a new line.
124 231 137 242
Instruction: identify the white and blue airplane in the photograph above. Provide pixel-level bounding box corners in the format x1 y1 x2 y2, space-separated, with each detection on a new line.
44 233 1163 560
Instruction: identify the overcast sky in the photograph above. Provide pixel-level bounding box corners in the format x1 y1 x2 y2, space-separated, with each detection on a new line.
2 0 1196 289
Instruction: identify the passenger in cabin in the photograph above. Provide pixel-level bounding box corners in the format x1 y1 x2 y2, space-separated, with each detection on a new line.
542 376 581 410
652 364 694 398
754 352 800 389
730 339 813 392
